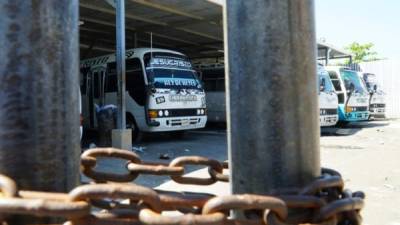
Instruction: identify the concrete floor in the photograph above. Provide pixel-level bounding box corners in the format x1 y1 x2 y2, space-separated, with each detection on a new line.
84 120 400 225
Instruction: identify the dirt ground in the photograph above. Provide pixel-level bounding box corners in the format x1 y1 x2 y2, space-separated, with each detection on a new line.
89 119 400 224
155 120 400 225
320 120 400 225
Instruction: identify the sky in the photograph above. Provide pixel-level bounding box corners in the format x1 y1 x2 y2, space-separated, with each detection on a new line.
315 0 400 59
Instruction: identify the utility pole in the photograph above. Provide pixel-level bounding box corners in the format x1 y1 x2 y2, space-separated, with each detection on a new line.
224 0 320 195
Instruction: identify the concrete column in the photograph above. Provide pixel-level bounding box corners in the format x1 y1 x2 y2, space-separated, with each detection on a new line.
0 0 80 192
224 0 320 195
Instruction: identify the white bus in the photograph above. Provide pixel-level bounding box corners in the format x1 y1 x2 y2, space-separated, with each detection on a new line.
362 73 385 118
195 64 226 123
318 65 339 126
80 48 207 140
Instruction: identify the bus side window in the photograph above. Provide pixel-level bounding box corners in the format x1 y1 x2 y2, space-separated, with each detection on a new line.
328 71 342 92
93 72 100 98
126 58 146 106
80 68 90 95
105 74 117 93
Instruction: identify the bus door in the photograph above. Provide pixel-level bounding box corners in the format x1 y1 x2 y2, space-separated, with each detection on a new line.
88 69 105 128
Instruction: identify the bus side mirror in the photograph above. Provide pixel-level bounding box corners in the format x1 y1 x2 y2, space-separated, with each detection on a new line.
320 79 325 92
348 83 355 94
373 85 377 91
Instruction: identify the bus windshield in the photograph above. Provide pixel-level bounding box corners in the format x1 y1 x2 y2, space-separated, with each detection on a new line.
144 52 201 90
340 70 367 94
146 68 201 89
363 74 378 92
319 72 335 93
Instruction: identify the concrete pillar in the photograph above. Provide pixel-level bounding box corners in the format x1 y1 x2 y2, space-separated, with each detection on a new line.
224 0 320 195
0 0 80 192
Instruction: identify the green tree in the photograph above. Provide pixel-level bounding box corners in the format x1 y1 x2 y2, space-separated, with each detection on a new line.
345 42 379 63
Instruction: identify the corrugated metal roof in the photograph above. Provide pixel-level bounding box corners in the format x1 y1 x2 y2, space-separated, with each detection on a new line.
80 0 350 61
79 0 224 59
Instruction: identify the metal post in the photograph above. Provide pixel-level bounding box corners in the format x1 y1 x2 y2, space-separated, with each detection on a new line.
224 0 320 196
133 32 138 48
116 0 126 129
0 0 80 191
325 47 330 66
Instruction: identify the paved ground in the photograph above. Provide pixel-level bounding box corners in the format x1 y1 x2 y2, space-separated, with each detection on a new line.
84 120 400 225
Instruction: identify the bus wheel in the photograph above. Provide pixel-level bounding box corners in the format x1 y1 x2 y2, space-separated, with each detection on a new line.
336 121 349 127
126 116 142 143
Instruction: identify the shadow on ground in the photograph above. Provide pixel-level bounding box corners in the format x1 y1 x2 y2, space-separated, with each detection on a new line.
321 120 389 136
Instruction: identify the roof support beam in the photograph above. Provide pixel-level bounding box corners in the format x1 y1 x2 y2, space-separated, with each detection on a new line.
128 0 221 25
80 43 115 52
104 0 116 8
80 2 222 41
79 16 222 49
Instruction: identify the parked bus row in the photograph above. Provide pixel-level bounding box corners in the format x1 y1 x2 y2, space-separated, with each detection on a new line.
79 48 386 142
195 62 386 127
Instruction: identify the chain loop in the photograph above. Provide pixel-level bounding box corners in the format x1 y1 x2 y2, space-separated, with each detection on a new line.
208 161 229 182
69 183 162 212
0 175 17 198
127 161 184 176
0 148 365 225
156 190 214 212
203 194 288 223
300 176 344 196
266 212 338 225
169 156 223 185
81 148 141 182
0 197 90 219
139 208 225 225
315 197 364 222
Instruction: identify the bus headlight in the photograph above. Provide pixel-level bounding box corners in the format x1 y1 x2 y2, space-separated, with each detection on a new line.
164 110 169 116
200 109 205 115
197 109 201 115
158 110 164 117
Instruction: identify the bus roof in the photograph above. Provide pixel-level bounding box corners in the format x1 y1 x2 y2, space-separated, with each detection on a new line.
80 48 186 68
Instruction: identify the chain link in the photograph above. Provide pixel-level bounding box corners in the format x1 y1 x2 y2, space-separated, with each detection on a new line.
0 148 365 225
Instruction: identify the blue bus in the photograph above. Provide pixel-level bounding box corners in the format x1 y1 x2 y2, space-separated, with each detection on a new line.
326 67 369 122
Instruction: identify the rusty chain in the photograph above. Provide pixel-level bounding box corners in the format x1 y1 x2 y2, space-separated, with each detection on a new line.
0 147 364 225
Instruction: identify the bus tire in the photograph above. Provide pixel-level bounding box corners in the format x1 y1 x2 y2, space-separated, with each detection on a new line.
126 114 142 143
337 121 349 127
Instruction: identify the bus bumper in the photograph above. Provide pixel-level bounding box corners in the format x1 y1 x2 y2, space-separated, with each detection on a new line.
369 107 385 118
340 111 370 122
320 115 338 127
144 116 207 132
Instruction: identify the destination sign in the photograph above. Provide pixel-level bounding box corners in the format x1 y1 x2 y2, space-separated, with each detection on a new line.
148 57 192 69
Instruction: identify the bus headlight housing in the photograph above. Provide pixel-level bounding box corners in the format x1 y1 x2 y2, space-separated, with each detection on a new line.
164 110 169 116
158 110 164 117
148 110 158 118
346 106 352 113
